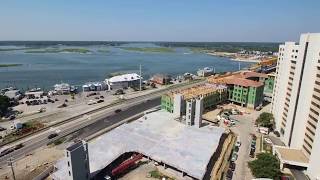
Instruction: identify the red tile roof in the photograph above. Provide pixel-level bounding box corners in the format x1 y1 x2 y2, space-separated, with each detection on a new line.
236 71 268 79
223 78 263 87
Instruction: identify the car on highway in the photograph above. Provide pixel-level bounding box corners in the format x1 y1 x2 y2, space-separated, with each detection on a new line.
47 133 58 139
0 148 14 157
14 143 24 150
114 109 122 113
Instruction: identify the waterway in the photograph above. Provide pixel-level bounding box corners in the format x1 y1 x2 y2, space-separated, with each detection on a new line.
0 43 253 90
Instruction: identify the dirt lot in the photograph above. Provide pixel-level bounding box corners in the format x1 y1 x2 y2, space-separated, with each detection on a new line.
0 145 64 180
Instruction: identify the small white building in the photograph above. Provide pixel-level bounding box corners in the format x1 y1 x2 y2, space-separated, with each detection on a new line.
25 91 44 99
54 83 71 95
4 90 21 100
105 73 141 90
82 82 106 92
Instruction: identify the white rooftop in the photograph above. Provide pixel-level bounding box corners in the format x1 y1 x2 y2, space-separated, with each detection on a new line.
107 73 141 83
53 110 225 179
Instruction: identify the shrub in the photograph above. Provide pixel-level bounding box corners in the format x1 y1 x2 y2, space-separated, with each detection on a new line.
248 153 281 179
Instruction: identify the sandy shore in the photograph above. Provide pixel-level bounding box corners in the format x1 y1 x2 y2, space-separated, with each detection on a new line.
206 52 261 63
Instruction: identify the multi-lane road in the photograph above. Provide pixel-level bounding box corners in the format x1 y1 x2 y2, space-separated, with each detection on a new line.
0 80 205 166
0 96 160 166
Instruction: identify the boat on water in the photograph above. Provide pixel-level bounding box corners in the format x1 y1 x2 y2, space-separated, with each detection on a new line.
197 67 214 77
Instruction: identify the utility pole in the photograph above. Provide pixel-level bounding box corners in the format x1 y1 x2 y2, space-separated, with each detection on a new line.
7 157 16 180
139 64 142 91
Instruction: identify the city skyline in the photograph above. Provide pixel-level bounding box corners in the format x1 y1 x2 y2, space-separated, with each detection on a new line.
0 0 319 42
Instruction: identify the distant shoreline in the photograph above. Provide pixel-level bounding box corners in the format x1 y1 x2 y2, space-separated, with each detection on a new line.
206 52 260 63
0 64 22 67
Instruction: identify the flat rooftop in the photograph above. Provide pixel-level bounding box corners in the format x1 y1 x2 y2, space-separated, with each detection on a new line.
53 110 225 179
274 146 309 166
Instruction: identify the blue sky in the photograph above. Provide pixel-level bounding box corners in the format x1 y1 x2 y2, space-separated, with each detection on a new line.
0 0 319 42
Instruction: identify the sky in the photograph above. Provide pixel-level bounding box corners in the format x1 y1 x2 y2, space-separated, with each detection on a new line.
0 0 319 42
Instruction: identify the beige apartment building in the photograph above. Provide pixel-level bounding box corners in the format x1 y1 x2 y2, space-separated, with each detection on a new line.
271 33 320 180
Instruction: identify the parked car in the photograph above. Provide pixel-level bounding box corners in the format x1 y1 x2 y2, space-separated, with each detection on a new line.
0 126 6 131
9 115 16 120
47 133 58 139
231 153 238 162
97 99 104 103
274 131 280 137
250 148 255 158
264 138 272 144
229 162 236 171
235 137 241 147
114 109 122 113
226 169 233 179
87 100 97 105
100 96 104 99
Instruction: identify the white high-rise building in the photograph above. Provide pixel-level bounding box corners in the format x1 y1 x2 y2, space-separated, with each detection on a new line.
272 33 320 179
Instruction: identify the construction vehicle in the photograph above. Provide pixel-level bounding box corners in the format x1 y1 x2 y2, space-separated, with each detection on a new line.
111 153 143 177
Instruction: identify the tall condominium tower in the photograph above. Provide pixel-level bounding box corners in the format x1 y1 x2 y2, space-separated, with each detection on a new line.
272 33 320 179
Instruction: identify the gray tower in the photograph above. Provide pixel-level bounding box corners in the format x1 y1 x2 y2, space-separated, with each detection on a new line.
194 97 204 128
66 141 90 180
185 99 196 126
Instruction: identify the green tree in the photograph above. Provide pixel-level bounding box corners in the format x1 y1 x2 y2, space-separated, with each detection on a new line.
249 153 281 179
256 112 274 128
0 95 10 117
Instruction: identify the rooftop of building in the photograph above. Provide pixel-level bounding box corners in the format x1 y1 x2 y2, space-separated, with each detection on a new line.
82 81 105 87
236 71 268 79
66 141 84 152
274 146 309 165
107 73 141 83
166 83 227 100
207 71 265 88
52 110 226 180
54 83 70 88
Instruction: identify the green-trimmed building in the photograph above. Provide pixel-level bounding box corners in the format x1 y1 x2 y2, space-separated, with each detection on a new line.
263 73 275 95
161 84 228 113
208 71 267 109
227 82 264 109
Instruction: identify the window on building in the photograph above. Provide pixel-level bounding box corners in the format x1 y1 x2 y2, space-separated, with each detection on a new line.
69 171 71 176
68 161 70 167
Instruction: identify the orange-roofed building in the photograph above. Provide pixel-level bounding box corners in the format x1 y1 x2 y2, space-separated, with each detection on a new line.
207 71 265 109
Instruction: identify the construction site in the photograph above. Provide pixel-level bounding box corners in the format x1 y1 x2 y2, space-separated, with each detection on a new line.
51 109 235 180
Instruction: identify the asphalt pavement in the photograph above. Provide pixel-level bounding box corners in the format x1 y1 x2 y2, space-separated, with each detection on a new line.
0 97 160 167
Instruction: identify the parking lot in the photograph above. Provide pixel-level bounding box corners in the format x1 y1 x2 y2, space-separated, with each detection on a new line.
219 103 271 180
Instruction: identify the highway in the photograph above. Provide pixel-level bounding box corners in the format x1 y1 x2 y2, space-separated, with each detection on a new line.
0 96 160 167
0 80 205 167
